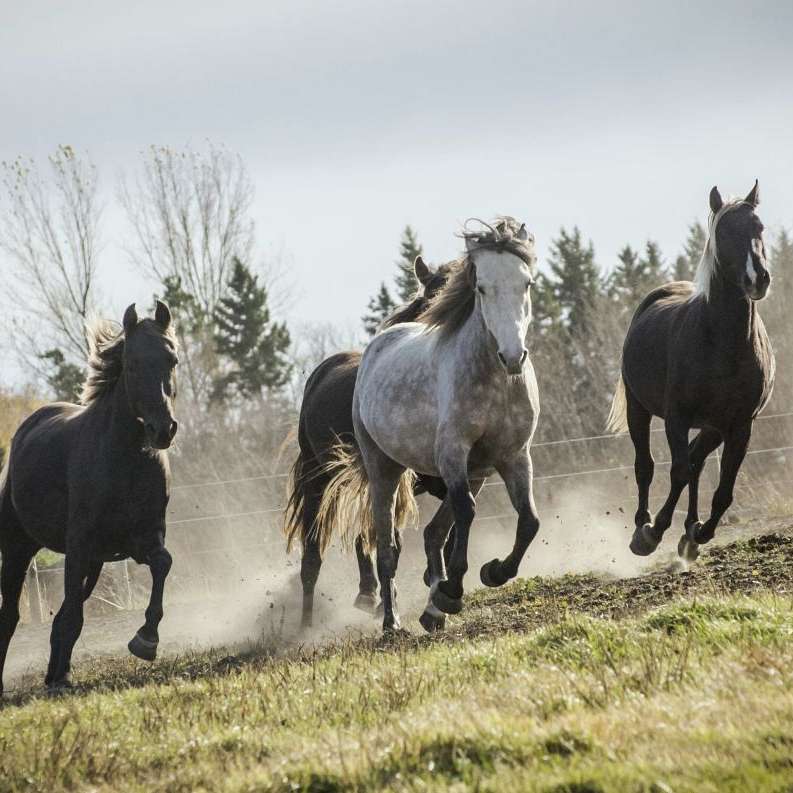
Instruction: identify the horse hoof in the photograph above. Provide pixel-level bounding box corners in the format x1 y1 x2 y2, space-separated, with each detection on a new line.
373 600 385 619
353 591 378 614
46 678 73 695
431 586 463 615
418 608 446 633
694 523 715 544
128 632 158 662
480 559 509 588
629 523 661 556
382 617 402 634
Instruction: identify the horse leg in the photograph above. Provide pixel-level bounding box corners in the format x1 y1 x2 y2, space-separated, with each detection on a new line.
626 388 654 534
631 413 689 556
678 427 722 562
47 545 90 689
371 471 407 633
128 543 172 662
299 530 323 629
431 443 475 616
418 496 455 632
353 534 378 614
44 559 102 686
0 540 40 695
695 423 751 545
480 449 539 587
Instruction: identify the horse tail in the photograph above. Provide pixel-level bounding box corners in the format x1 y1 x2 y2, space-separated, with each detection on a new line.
315 440 418 554
605 373 629 434
283 444 312 554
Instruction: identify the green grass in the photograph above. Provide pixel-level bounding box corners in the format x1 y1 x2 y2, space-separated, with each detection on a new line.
1 584 793 792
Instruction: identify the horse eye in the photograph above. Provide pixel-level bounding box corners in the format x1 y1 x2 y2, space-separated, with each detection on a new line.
477 286 485 295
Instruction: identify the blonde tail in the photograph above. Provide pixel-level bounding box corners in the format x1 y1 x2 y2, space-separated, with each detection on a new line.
605 374 629 434
315 440 418 554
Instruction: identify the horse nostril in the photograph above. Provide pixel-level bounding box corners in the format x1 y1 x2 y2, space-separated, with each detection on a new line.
169 420 178 440
519 348 528 365
497 351 507 369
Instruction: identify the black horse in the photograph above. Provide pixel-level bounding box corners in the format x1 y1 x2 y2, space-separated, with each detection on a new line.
284 257 453 628
0 301 179 692
607 182 774 562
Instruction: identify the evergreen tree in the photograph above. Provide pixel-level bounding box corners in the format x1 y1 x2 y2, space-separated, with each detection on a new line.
547 227 603 337
161 274 204 332
39 348 83 402
394 226 424 302
607 245 642 303
212 257 292 402
362 282 397 337
673 221 707 281
608 241 667 307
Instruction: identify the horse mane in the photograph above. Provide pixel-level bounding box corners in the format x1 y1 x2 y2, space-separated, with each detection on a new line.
417 257 475 338
80 319 177 405
80 321 125 405
693 199 750 301
418 216 534 338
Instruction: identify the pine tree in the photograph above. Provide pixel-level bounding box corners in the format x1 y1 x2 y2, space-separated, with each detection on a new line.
362 282 397 337
639 240 667 285
39 348 83 402
393 226 424 302
673 221 707 281
607 245 642 303
547 227 603 337
212 257 292 402
161 274 203 333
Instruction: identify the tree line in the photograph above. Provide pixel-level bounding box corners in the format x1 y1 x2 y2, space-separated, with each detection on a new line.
2 144 792 478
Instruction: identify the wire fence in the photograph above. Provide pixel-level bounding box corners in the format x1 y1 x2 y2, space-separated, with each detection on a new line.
21 410 793 623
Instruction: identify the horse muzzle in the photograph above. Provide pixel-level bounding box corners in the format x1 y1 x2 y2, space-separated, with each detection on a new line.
497 348 528 376
144 419 178 449
745 268 771 301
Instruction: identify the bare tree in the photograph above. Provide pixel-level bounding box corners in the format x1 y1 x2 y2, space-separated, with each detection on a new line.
119 143 254 316
0 145 102 378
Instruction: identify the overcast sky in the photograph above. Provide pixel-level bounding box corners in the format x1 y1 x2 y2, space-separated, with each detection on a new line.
2 0 792 338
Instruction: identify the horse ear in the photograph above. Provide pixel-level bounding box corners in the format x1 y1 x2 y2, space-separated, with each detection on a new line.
517 223 529 241
709 185 723 214
745 179 760 208
123 303 138 336
154 299 172 330
414 256 433 287
465 235 479 253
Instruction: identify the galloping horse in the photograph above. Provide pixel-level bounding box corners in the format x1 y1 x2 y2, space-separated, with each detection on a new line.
607 182 774 561
284 257 452 628
0 301 179 692
317 218 540 632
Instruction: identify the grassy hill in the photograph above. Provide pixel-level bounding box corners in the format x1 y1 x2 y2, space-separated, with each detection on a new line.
1 531 792 792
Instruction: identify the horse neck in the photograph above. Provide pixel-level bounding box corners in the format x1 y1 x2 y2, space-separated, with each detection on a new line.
104 375 146 452
706 278 759 349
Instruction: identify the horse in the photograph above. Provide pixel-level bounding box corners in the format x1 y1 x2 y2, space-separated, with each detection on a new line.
316 217 541 632
284 256 453 628
0 301 179 692
607 181 774 562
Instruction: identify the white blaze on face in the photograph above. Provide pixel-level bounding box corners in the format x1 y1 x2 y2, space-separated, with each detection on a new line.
747 237 766 286
474 250 534 369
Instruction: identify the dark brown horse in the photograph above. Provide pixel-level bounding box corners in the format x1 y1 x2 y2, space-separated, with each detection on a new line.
284 257 451 627
0 302 178 692
607 182 774 561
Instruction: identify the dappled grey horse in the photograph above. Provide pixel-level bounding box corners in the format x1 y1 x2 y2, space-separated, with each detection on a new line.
317 218 541 632
0 302 178 692
607 181 774 561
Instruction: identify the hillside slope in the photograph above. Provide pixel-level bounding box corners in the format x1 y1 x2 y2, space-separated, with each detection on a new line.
1 529 792 793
